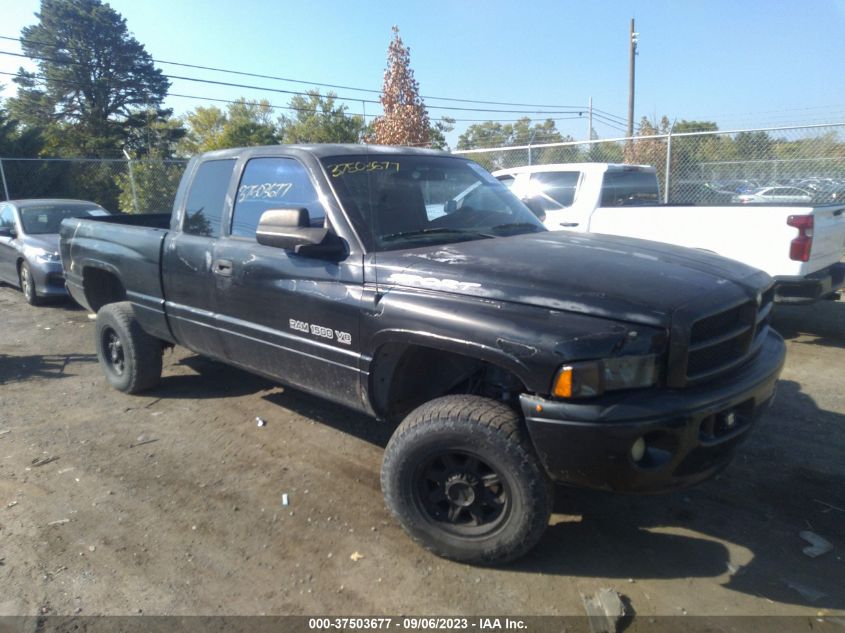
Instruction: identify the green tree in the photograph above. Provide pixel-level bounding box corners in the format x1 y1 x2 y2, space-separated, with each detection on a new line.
8 0 169 156
456 117 571 169
456 117 565 150
115 151 184 213
428 116 455 150
734 130 774 160
456 121 511 150
0 102 44 157
177 105 226 155
124 108 186 158
179 99 277 155
671 120 723 180
371 26 430 146
219 99 277 148
279 90 365 143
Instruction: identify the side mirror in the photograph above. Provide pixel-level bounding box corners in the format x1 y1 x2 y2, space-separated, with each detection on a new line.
256 207 346 260
0 226 13 238
521 197 547 222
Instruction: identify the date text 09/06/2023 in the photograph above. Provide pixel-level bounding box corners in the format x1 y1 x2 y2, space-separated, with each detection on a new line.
308 618 528 630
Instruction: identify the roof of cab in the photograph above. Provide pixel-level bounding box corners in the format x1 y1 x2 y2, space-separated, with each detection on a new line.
196 143 454 161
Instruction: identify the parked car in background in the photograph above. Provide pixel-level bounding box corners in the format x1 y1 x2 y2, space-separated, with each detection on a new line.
669 181 734 205
493 163 845 304
0 199 109 305
710 179 760 194
733 186 813 204
494 163 661 229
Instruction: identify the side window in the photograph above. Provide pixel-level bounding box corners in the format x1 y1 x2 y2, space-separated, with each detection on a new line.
0 205 14 229
530 171 580 209
600 171 660 206
231 157 326 238
496 174 515 188
183 159 236 237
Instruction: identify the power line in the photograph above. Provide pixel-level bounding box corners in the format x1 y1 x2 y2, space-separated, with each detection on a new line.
0 70 595 125
0 33 623 115
0 48 595 117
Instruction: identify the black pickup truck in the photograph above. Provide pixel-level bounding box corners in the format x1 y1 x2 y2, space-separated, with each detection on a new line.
60 145 786 564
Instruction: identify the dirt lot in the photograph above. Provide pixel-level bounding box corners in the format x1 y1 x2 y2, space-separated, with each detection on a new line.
0 284 843 619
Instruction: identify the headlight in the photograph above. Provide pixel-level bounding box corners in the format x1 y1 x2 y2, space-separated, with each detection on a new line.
33 248 60 263
552 355 658 399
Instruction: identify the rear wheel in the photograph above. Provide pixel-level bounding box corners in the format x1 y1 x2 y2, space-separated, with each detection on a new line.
95 301 162 393
381 395 552 564
19 262 40 306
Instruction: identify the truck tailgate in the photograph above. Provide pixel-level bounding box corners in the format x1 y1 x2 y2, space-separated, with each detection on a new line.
809 205 845 270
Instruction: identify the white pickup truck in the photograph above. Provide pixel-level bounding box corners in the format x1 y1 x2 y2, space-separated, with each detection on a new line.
493 163 845 304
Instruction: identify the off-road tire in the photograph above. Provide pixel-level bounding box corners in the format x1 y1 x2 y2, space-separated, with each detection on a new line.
381 394 552 564
95 301 162 393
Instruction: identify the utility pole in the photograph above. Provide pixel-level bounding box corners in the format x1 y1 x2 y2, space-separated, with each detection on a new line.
588 97 593 141
627 18 639 138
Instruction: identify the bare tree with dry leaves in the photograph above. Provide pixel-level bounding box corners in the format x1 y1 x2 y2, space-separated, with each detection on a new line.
371 26 431 147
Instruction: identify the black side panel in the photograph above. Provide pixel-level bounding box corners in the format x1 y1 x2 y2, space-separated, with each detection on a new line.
213 238 366 410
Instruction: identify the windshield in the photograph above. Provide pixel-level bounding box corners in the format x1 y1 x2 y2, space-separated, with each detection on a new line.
20 205 108 235
322 155 545 251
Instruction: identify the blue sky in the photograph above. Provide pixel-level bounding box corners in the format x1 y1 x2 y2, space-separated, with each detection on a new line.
1 0 845 146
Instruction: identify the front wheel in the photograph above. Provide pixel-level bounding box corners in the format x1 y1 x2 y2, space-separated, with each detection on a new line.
19 262 40 306
381 395 552 564
95 302 162 393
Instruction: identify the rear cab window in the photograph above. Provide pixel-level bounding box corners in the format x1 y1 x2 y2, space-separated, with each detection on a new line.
600 170 660 206
182 159 237 237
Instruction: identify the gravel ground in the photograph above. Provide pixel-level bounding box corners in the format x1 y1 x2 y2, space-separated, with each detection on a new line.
0 284 842 619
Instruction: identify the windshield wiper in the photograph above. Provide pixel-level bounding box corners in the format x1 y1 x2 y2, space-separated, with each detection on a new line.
488 222 544 234
381 227 494 242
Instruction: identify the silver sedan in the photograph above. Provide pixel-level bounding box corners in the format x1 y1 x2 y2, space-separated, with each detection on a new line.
0 199 109 305
732 186 813 204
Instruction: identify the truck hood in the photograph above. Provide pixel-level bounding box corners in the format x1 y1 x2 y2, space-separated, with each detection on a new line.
373 232 770 327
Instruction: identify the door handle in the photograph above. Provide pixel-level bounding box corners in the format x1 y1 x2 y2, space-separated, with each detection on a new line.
212 259 233 276
560 222 580 227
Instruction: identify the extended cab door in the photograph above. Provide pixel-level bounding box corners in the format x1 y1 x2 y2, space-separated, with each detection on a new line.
212 156 365 409
162 158 237 360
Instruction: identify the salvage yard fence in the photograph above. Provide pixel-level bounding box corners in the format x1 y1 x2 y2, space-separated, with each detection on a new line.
0 157 188 213
4 123 845 210
453 122 845 205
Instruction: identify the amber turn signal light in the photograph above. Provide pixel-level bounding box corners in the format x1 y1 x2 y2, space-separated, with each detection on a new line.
552 367 574 398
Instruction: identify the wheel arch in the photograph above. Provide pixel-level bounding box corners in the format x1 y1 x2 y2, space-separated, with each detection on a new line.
82 265 127 313
368 337 530 423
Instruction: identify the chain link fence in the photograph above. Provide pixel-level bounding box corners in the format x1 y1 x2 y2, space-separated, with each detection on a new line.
4 124 845 210
0 157 188 213
454 123 845 205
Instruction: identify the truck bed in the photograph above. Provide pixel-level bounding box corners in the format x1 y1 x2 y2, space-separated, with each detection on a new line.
59 213 172 341
586 203 845 280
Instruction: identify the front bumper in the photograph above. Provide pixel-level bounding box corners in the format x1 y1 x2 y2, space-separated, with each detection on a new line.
773 262 845 304
30 259 68 297
520 329 786 493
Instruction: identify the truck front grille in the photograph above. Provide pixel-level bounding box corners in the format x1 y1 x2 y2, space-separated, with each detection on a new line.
684 287 774 383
